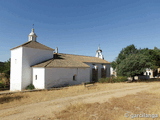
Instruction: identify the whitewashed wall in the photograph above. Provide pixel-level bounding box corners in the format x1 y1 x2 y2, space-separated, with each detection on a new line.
21 47 53 90
10 46 53 91
144 69 154 78
110 67 117 76
32 68 45 89
45 68 90 88
10 47 23 91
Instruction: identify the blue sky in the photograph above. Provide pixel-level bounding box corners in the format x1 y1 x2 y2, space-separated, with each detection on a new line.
0 0 160 62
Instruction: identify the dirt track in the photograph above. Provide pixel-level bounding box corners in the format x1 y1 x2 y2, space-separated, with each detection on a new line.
0 84 154 120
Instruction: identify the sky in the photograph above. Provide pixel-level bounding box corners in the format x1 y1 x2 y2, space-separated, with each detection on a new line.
0 0 160 62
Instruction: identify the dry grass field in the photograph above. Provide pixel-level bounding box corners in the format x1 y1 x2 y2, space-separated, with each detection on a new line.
55 86 160 120
0 81 160 120
0 82 143 109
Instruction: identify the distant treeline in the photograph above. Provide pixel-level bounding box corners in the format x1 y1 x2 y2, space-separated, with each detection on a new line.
0 59 10 80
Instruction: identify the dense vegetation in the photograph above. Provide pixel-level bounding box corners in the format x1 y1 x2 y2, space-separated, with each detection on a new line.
112 45 160 80
0 59 10 89
98 76 127 83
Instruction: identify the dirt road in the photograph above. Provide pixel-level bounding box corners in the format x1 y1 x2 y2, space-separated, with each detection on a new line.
0 84 154 120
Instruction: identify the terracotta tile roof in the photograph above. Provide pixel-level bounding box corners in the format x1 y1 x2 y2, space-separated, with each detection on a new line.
11 41 54 51
32 53 110 68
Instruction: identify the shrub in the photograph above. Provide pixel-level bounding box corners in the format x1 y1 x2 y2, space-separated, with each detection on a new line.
98 78 111 83
98 76 127 83
0 82 6 88
0 78 7 88
115 76 128 82
0 73 10 88
26 84 35 90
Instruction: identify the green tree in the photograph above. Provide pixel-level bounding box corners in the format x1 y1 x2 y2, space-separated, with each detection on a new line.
116 44 138 65
112 45 158 80
0 59 10 88
139 47 160 70
116 53 152 80
0 62 4 73
3 59 10 80
0 59 10 80
111 61 117 70
111 44 138 70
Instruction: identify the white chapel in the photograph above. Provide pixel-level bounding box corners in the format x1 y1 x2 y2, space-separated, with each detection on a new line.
10 28 110 91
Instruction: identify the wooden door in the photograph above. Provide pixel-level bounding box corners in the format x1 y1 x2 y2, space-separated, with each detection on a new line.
92 68 98 82
101 68 106 78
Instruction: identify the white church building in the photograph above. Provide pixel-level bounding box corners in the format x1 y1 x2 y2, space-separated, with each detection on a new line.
10 28 110 91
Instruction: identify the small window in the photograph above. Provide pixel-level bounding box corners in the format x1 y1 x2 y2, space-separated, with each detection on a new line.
35 75 37 80
15 59 17 64
73 75 76 81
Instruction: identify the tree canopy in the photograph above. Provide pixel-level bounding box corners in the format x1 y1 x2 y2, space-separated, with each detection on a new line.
0 59 10 80
112 45 160 78
0 62 4 73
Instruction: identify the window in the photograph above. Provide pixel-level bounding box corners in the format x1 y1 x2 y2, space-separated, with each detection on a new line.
73 75 76 81
15 59 17 64
35 75 37 80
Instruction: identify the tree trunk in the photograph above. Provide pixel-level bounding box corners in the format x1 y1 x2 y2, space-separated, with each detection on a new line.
132 76 135 82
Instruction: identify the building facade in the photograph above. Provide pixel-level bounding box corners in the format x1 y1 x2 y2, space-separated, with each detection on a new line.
10 29 110 91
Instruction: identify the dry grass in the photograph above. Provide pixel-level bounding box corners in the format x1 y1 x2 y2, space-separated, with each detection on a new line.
53 84 160 120
1 81 160 120
0 82 150 110
0 109 22 118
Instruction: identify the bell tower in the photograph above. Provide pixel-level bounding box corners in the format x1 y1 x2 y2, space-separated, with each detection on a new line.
95 46 104 59
28 28 37 41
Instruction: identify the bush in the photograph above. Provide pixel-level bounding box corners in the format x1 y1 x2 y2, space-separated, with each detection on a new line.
26 84 35 90
98 76 127 83
115 76 128 82
0 82 6 88
0 77 8 88
0 73 10 88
